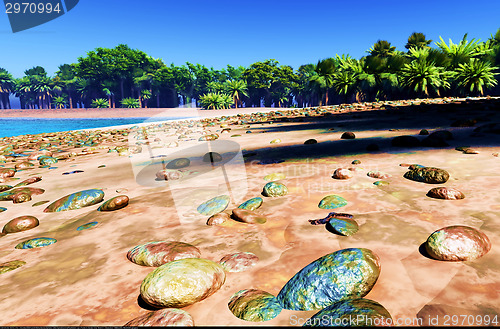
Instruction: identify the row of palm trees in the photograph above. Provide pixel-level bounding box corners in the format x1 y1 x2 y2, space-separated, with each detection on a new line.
0 30 499 110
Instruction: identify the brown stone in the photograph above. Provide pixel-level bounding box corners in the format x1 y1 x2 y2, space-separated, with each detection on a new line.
427 187 465 200
332 168 353 179
3 215 39 234
207 212 230 226
231 208 267 224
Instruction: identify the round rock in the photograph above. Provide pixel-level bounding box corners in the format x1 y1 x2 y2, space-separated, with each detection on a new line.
98 195 129 211
77 222 98 231
404 167 449 184
276 248 381 311
304 298 392 327
232 208 267 224
326 217 359 236
426 187 465 200
262 182 288 197
228 289 282 322
341 132 356 139
44 189 104 212
140 258 226 308
127 241 201 267
367 171 391 179
197 195 230 216
15 237 57 249
332 168 353 180
206 212 230 226
219 252 259 272
3 215 39 234
238 197 263 211
318 195 347 209
124 308 194 327
425 226 491 261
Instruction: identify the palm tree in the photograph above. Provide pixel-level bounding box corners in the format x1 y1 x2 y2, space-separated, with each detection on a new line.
368 40 396 58
0 68 14 109
435 34 486 69
400 59 451 97
120 97 140 108
14 77 34 109
224 80 248 108
309 58 336 106
102 87 114 108
91 98 109 108
206 81 224 93
199 92 232 109
33 76 52 109
56 64 77 109
52 96 67 109
140 90 152 108
454 58 498 96
405 32 432 50
75 78 92 107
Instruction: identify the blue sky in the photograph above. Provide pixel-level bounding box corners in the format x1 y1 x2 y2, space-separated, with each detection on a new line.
1 0 500 78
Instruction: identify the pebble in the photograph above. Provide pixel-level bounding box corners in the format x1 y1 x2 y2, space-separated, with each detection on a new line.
304 139 317 144
318 195 347 209
351 160 361 165
367 171 391 179
13 176 42 187
127 241 201 267
77 222 98 231
403 167 449 184
197 195 230 216
262 182 288 197
341 132 356 139
231 208 267 224
276 248 380 310
219 252 259 272
2 215 39 234
0 260 26 274
155 169 184 180
270 139 281 144
238 197 263 211
427 187 465 200
425 226 491 261
332 168 353 179
228 289 282 322
140 258 226 308
98 195 129 211
62 170 84 175
15 237 57 249
44 189 104 212
373 180 390 186
124 308 194 327
206 212 230 226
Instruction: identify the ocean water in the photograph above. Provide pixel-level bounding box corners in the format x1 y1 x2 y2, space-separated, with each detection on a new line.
0 117 193 138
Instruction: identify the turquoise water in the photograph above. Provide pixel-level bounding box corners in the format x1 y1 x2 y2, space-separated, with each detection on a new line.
0 117 193 138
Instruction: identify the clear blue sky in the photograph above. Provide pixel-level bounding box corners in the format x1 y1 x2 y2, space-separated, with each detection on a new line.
1 0 499 78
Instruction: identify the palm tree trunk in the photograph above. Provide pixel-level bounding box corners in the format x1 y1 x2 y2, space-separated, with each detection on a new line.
325 89 329 106
69 93 73 109
108 95 111 108
234 95 237 109
156 93 160 108
47 92 51 109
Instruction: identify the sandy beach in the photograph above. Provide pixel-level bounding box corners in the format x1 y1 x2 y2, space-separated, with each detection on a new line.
0 97 499 326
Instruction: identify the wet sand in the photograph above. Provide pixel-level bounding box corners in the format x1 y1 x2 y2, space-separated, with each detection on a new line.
0 97 499 326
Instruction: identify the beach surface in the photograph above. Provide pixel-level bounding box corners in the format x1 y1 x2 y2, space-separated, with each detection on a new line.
0 97 499 326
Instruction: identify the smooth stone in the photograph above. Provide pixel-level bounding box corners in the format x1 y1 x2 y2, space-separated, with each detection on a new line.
238 197 263 211
0 187 44 201
351 160 361 165
219 252 259 272
231 208 267 224
341 132 356 139
0 207 6 212
262 182 288 197
391 135 421 147
140 258 226 308
0 168 16 178
206 212 230 226
427 187 465 200
228 289 282 322
15 237 57 249
419 129 429 135
98 165 106 168
127 241 201 267
197 195 230 216
44 189 104 212
263 173 286 181
13 176 42 187
403 167 449 184
304 139 317 144
166 158 190 169
463 148 479 154
304 298 392 327
39 157 58 165
116 188 128 193
429 130 453 140
62 170 84 175
0 185 13 192
367 171 391 179
155 169 184 180
77 221 98 231
14 162 34 170
98 195 129 211
425 226 491 261
124 308 194 327
2 215 39 234
203 152 222 163
373 180 390 186
32 200 49 207
270 139 281 144
276 248 381 311
318 195 347 209
13 192 31 203
0 260 26 274
332 168 353 179
326 217 359 236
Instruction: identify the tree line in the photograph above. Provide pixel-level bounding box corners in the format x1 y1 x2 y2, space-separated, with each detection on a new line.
0 30 499 110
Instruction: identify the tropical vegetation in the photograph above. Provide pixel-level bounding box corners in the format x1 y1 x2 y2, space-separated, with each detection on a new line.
1 29 498 110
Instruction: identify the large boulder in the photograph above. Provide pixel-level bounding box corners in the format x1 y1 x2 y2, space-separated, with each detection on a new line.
140 258 226 308
425 226 491 261
403 167 449 184
276 248 380 311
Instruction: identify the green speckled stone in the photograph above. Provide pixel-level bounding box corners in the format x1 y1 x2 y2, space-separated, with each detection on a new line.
140 258 226 308
77 221 98 231
197 195 230 216
318 195 347 209
326 218 359 236
262 182 288 197
98 195 129 211
44 189 104 212
403 167 449 184
263 173 286 181
39 157 58 166
373 181 389 186
351 160 361 165
304 298 392 327
0 260 26 274
276 248 380 311
238 197 263 211
228 289 282 322
0 207 6 212
15 237 57 249
0 187 45 201
425 226 491 261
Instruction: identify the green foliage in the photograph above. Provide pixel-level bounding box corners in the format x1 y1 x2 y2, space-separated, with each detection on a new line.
400 59 450 96
91 98 109 108
405 32 432 50
199 92 233 109
52 96 67 109
120 97 140 108
454 58 498 95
